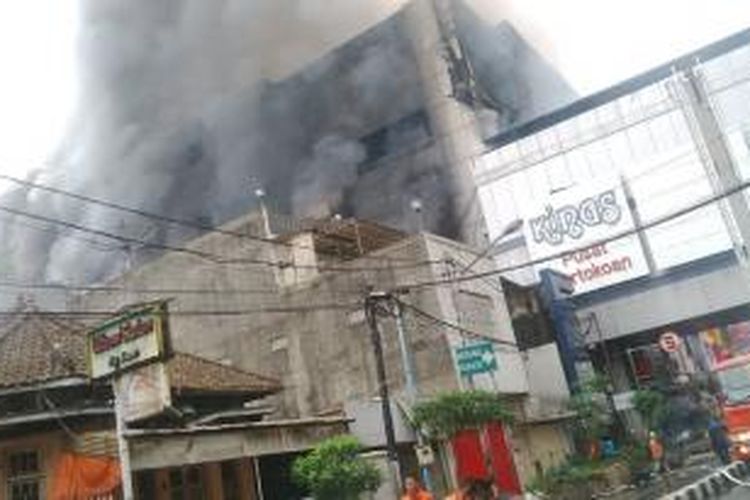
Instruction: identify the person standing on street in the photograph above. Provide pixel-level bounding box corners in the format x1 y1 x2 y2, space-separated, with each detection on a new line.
648 431 666 474
402 476 434 500
708 417 732 464
444 479 474 500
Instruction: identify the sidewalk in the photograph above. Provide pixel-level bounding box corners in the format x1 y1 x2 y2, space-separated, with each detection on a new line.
602 453 720 500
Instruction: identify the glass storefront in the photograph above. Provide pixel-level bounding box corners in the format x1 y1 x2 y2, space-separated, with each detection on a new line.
476 38 750 290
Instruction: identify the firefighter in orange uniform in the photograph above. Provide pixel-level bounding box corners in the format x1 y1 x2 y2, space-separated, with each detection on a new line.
402 476 434 500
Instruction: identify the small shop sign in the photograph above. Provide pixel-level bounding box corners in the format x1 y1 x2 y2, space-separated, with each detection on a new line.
87 302 171 379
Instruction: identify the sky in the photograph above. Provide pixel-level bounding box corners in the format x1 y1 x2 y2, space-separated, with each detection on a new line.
0 0 747 183
0 1 79 182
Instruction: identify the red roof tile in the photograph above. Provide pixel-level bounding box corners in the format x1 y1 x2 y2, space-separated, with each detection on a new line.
0 312 280 396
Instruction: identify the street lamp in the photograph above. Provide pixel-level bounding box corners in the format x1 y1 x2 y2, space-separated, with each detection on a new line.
461 218 524 274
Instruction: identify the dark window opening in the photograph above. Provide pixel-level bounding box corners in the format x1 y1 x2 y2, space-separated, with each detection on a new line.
359 109 432 172
7 450 42 500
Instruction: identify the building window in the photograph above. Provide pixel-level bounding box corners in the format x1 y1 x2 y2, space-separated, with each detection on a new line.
358 109 432 172
7 450 43 500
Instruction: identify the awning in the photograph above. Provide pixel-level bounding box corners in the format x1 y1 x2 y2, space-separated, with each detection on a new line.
126 417 350 470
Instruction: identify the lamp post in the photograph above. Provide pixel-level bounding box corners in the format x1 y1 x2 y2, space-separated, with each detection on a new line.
461 219 523 275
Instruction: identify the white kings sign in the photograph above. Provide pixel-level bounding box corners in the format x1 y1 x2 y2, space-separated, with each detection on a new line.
520 179 650 294
87 303 170 379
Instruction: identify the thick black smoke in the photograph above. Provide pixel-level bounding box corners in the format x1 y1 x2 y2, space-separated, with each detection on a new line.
0 0 414 288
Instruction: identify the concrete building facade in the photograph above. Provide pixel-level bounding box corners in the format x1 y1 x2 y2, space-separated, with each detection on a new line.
475 28 750 422
74 215 572 492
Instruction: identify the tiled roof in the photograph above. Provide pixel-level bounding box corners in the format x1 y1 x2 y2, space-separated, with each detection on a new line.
168 352 280 395
0 313 88 389
0 312 281 396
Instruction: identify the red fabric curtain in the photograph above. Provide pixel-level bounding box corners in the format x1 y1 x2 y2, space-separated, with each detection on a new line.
486 423 522 495
50 453 121 500
451 429 487 480
450 424 522 496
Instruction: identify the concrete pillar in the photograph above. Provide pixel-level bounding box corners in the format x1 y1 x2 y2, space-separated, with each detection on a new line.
203 462 224 500
402 0 488 246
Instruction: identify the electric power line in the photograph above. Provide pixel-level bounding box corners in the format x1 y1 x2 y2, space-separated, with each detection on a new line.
0 172 432 265
0 302 358 319
2 172 748 298
0 202 438 273
0 280 370 297
396 298 518 348
0 213 122 253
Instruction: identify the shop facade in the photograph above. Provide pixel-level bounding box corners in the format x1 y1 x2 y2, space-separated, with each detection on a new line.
475 28 750 435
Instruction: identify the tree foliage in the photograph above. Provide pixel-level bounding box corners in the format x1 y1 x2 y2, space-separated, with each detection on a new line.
291 435 381 500
632 388 668 432
568 377 610 443
413 390 513 438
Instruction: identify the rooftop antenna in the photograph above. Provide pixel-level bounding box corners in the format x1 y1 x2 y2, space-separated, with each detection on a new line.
410 198 424 233
252 180 274 238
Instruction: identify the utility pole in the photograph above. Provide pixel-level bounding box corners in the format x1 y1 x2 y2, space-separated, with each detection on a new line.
115 243 135 500
392 297 433 491
113 385 134 500
364 293 403 490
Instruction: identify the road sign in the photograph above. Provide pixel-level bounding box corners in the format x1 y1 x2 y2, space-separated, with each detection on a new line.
659 332 681 353
455 341 497 376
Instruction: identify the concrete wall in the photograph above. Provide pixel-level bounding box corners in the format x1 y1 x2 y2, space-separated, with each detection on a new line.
511 422 571 487
77 228 528 418
422 234 528 394
577 258 750 341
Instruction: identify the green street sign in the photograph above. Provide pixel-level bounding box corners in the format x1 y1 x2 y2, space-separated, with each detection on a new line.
455 341 497 376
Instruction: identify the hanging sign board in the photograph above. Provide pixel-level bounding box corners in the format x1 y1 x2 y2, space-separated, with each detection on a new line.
87 302 171 379
519 178 650 294
113 362 171 423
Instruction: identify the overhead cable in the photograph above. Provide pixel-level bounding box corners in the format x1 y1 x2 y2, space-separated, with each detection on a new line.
0 203 438 272
396 178 750 290
0 172 430 265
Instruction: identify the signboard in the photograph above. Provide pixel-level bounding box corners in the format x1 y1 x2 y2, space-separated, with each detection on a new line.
659 332 681 353
519 178 649 294
700 322 750 368
415 445 435 466
87 302 170 379
113 362 171 423
456 341 497 376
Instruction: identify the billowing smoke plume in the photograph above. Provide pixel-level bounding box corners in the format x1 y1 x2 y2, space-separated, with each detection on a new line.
0 0 414 288
0 0 574 301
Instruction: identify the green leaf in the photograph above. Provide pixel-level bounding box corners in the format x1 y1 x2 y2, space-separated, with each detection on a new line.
292 436 382 500
412 390 512 438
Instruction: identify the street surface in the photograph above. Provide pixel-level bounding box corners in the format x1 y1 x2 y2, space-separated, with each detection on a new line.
719 486 750 499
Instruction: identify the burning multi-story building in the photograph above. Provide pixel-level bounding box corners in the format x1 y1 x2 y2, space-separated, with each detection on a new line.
0 0 574 291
